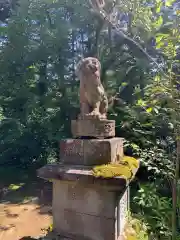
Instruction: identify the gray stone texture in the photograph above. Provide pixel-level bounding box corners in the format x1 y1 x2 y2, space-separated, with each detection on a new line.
60 138 124 166
71 119 115 138
52 180 129 240
37 164 128 190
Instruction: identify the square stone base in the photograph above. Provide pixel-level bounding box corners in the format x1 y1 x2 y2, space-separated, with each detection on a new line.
52 180 129 240
71 119 115 138
60 138 124 165
37 164 139 240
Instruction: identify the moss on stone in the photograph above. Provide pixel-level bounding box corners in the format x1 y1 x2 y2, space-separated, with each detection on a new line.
120 156 139 169
92 156 139 180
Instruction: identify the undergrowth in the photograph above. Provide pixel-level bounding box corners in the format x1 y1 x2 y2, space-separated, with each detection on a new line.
123 214 149 240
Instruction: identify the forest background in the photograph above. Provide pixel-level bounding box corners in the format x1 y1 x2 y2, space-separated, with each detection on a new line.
0 0 179 239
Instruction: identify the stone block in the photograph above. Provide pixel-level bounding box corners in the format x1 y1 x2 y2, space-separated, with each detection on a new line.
52 180 129 240
117 188 129 236
53 181 116 218
71 119 115 138
60 138 124 165
53 209 115 240
37 164 129 191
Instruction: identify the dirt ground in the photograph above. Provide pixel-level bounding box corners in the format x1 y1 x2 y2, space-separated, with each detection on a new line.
0 178 52 240
0 202 52 240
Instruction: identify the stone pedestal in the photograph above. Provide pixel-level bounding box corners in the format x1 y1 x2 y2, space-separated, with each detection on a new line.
37 118 139 240
60 138 124 166
37 164 130 240
71 119 115 138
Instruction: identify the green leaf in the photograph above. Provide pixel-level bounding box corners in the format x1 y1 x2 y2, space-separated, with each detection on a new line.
165 0 176 7
168 123 174 129
131 143 140 150
154 75 161 82
28 65 36 69
122 82 128 86
154 108 159 114
137 99 146 107
8 183 25 191
155 0 161 3
156 35 164 44
156 41 164 49
0 26 7 35
153 16 163 29
156 2 163 13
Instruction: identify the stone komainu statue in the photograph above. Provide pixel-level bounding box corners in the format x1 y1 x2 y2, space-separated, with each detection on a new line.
76 57 108 120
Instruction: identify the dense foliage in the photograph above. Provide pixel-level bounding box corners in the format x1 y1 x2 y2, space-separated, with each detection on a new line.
0 0 179 239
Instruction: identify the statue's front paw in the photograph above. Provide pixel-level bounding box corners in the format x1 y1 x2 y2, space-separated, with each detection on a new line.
89 110 99 115
88 111 100 118
100 114 107 119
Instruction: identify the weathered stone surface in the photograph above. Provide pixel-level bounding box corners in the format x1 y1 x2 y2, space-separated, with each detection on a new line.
60 138 124 165
52 180 129 240
37 164 128 191
53 210 115 240
76 57 108 120
71 119 115 138
117 188 129 236
53 180 116 218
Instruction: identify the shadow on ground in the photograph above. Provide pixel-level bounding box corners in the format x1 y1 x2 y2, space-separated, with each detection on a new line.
0 167 52 205
19 238 37 240
18 232 72 240
0 167 53 240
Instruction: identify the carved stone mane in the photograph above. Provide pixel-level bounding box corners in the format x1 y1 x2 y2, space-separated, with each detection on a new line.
76 57 108 120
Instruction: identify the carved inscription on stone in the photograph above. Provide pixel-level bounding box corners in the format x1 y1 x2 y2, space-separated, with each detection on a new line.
60 139 84 160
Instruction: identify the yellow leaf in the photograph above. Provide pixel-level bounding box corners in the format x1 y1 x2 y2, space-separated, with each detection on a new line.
146 107 153 113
